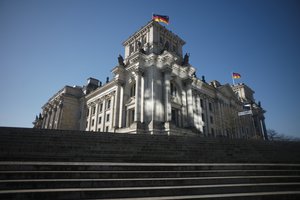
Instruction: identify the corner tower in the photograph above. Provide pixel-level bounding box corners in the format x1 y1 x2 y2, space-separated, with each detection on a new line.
123 21 185 61
112 20 197 134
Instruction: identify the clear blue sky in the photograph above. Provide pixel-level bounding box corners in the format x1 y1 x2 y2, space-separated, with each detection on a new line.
1 0 299 138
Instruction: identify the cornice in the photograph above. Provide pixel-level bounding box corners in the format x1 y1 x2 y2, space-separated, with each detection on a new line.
157 24 185 46
122 20 185 47
85 81 117 100
122 20 154 46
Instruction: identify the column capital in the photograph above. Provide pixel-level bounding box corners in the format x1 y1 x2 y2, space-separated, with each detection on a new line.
95 98 102 104
116 79 126 86
162 65 172 74
183 77 193 86
133 67 144 76
87 102 96 107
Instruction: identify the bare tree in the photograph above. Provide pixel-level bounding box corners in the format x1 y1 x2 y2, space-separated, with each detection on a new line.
214 105 239 138
267 129 299 141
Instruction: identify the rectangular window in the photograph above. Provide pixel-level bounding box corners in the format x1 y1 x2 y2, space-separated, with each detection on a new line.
209 103 213 111
128 109 135 125
200 99 203 108
129 44 134 55
106 114 110 122
130 83 136 97
92 106 96 115
106 126 109 132
106 99 111 109
171 108 179 126
170 83 177 97
98 116 102 124
99 103 103 112
92 119 95 126
210 116 214 124
172 44 177 52
202 113 205 122
142 35 147 45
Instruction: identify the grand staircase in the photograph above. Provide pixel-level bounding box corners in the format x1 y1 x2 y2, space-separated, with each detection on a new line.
1 127 300 199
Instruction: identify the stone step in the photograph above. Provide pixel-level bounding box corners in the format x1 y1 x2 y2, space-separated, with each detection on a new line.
1 128 300 164
0 182 299 199
102 191 300 200
1 127 300 199
1 161 300 199
0 139 266 151
0 128 295 148
1 176 300 190
2 170 300 180
0 134 281 149
1 162 300 171
0 146 294 163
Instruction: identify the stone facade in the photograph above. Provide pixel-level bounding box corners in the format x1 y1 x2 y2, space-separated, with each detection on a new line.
34 20 267 139
34 86 83 130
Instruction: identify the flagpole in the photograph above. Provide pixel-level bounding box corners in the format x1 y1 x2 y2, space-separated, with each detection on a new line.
231 72 235 85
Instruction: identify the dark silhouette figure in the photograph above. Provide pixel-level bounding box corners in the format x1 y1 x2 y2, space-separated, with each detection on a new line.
182 53 190 66
118 54 124 66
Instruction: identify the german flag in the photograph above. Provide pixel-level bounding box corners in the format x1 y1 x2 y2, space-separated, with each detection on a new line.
152 14 169 24
232 72 241 79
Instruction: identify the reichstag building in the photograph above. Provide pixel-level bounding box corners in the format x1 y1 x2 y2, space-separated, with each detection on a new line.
33 20 267 139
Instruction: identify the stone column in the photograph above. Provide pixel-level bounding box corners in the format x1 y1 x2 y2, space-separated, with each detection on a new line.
42 112 47 128
110 92 115 131
42 109 48 128
118 84 124 128
134 71 142 122
94 102 99 131
181 87 188 128
192 93 197 129
185 79 194 127
48 107 54 129
101 98 106 131
45 108 51 129
164 69 171 122
195 94 201 131
112 88 120 130
52 107 57 129
220 102 226 136
56 101 63 129
204 98 209 136
53 106 58 129
87 104 93 131
140 74 145 123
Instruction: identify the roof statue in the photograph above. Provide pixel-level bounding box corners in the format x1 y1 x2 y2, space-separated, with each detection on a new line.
182 53 190 66
118 54 124 66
